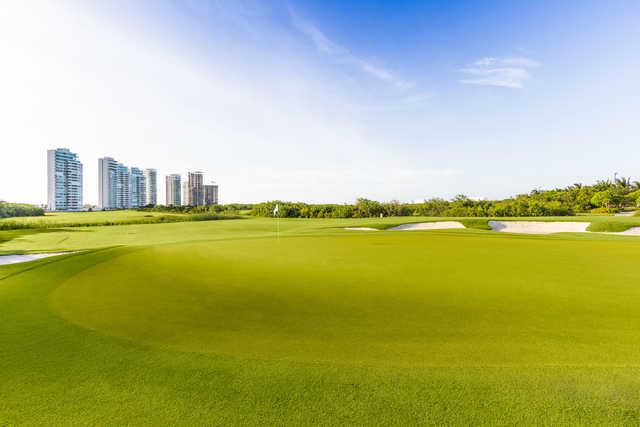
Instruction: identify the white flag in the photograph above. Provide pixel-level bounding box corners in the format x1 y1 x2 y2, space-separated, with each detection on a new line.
273 204 279 216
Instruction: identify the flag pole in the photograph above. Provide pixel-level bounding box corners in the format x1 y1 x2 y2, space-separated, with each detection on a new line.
273 203 280 241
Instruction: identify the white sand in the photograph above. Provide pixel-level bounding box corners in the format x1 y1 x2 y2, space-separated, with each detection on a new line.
345 220 640 236
388 221 466 231
344 227 378 231
605 227 640 236
488 221 589 234
0 252 72 266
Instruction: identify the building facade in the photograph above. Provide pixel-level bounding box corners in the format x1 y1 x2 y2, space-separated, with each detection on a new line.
186 171 204 206
144 168 157 206
115 164 130 209
204 183 219 205
47 148 83 211
165 174 181 206
98 157 118 210
100 157 154 209
181 181 191 206
129 167 146 208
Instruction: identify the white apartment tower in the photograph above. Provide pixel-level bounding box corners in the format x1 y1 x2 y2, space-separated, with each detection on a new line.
129 167 146 208
144 169 157 206
186 171 204 206
165 174 181 206
47 148 83 211
204 183 219 205
115 164 130 209
98 157 118 210
181 181 191 206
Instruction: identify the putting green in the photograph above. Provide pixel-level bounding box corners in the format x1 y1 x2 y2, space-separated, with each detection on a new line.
53 233 640 367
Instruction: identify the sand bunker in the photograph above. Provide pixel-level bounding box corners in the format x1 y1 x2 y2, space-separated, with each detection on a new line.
0 252 75 266
489 221 589 234
344 227 378 231
388 221 466 231
345 220 640 236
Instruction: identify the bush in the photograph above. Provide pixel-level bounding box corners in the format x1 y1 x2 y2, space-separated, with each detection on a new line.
0 202 44 219
590 207 618 214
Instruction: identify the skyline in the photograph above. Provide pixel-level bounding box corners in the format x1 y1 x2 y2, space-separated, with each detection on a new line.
47 148 218 209
1 0 639 205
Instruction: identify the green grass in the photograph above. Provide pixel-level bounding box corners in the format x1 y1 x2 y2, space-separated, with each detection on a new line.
587 221 640 232
0 210 240 230
2 217 640 424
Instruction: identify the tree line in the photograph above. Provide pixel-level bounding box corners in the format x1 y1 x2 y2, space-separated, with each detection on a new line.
0 202 44 219
250 178 640 218
3 177 639 220
137 203 251 215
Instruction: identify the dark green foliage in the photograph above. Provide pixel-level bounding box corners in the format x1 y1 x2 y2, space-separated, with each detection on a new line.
0 201 44 218
250 178 640 218
138 203 251 215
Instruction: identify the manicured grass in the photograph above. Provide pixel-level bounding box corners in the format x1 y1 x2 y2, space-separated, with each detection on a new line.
587 221 640 232
2 217 640 424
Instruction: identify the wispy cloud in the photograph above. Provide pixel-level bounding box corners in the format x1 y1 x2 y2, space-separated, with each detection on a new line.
353 92 433 112
460 56 540 89
289 8 412 90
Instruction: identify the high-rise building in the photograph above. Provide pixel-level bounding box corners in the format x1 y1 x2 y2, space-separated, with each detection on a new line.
47 148 83 211
182 181 191 206
115 164 130 209
98 157 118 210
165 174 181 206
144 168 157 206
186 171 204 206
129 167 146 208
204 183 219 205
100 157 154 209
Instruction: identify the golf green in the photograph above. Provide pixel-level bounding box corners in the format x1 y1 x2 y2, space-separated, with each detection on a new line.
2 218 640 424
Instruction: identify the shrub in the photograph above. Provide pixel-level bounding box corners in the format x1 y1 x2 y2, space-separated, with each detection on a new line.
0 202 44 219
590 207 618 214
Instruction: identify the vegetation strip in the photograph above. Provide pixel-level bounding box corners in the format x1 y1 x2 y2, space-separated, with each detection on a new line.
0 212 242 230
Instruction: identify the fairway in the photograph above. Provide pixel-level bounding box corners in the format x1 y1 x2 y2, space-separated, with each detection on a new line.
2 218 640 424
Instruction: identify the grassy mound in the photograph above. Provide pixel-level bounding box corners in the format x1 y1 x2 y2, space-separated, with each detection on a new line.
587 221 639 232
53 234 640 366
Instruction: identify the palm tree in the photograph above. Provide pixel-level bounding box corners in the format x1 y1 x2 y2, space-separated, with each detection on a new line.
615 177 631 188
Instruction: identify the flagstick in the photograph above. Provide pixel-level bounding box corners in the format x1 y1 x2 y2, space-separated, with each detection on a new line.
273 203 280 242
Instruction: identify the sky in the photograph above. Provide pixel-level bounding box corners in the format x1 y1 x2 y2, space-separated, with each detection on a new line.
1 0 639 205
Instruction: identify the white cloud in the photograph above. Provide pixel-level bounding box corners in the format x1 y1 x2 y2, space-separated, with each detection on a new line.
460 56 540 88
289 8 412 90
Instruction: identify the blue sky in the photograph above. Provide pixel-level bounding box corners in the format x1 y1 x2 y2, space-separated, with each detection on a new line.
1 0 639 204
